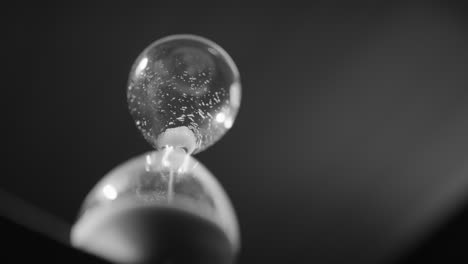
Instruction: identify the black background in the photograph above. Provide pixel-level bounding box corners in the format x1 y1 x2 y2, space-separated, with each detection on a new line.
3 1 468 263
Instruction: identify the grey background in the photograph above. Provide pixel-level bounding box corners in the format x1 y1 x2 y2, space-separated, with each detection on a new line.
3 2 468 263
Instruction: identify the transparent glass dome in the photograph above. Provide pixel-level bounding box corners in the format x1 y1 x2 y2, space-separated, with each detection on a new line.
127 34 241 154
71 150 239 264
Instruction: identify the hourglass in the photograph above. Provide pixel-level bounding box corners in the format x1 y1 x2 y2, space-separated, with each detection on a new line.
70 35 241 264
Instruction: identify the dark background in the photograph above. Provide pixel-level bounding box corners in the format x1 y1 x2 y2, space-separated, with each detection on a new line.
3 1 468 263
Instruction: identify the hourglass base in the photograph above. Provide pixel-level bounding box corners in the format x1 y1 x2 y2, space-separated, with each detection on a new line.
71 199 235 264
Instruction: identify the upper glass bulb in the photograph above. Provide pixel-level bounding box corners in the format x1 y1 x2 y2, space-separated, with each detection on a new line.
127 35 242 154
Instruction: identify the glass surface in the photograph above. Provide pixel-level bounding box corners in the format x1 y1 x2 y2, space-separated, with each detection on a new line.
127 34 241 154
71 149 239 263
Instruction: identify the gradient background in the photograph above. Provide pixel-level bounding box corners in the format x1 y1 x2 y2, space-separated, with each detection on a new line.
3 1 468 263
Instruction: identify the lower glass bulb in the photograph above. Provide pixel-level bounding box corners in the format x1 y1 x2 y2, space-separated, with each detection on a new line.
70 149 239 264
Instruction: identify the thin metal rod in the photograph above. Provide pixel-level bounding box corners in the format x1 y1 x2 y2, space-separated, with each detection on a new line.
0 189 70 245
